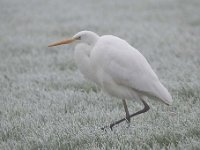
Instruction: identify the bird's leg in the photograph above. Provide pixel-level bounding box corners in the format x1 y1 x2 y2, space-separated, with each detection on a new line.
101 99 130 131
122 99 130 123
109 99 150 130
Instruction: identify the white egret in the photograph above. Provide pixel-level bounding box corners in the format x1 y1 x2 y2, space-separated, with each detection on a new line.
48 31 173 130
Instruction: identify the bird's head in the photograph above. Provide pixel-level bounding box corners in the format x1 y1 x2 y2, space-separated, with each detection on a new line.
48 31 99 47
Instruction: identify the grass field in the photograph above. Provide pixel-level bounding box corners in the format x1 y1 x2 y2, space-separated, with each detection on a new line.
0 0 200 149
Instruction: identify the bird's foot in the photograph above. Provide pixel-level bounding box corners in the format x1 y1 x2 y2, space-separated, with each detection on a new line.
125 117 130 128
101 124 114 131
101 126 109 131
125 117 130 124
125 113 131 124
126 122 130 128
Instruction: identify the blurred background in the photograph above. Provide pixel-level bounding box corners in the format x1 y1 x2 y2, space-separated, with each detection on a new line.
0 0 200 149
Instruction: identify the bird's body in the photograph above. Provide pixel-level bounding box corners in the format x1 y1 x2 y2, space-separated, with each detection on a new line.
74 33 172 105
48 31 173 130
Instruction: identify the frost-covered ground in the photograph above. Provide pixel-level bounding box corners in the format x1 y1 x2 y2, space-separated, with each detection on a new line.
0 0 200 149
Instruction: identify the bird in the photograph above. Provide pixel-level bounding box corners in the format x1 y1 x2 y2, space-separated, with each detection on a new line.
48 31 173 130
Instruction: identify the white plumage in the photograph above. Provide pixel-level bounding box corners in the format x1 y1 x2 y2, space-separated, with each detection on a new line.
48 30 173 129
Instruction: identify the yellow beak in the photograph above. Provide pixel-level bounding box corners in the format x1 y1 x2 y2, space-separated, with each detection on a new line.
48 38 76 47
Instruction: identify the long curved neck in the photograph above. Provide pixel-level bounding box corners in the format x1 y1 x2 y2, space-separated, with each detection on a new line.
74 43 97 83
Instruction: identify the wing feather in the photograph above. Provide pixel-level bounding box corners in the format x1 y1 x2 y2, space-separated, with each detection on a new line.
93 36 173 104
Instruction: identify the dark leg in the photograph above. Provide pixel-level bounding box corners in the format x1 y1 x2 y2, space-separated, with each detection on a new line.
101 99 150 130
122 99 130 123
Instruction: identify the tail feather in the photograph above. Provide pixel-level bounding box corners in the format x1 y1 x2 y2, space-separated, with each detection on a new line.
153 82 173 105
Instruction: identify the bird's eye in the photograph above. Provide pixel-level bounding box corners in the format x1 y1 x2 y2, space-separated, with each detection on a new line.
76 36 81 40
